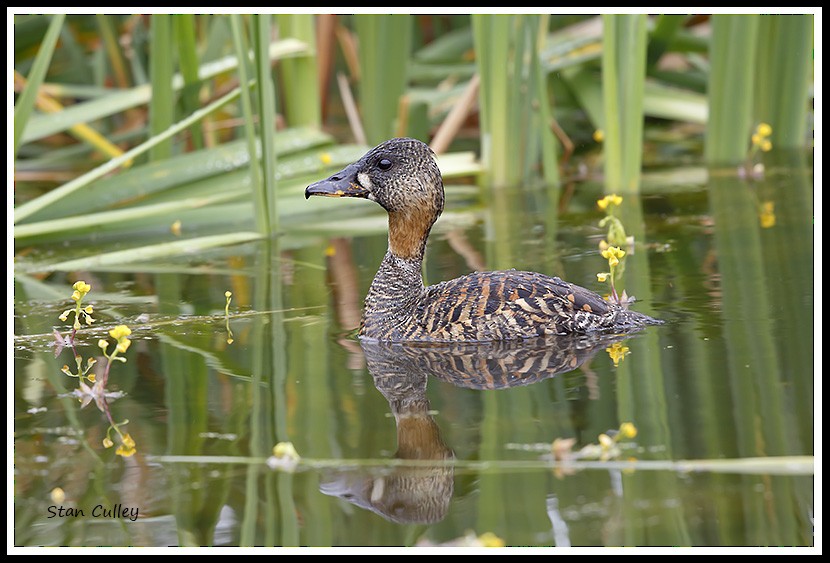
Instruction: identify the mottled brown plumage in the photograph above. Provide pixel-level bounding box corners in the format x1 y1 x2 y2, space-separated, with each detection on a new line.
306 137 662 342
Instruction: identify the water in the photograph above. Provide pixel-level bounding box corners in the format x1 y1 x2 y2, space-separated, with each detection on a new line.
12 155 815 549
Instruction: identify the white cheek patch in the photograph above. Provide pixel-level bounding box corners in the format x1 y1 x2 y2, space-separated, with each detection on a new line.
357 172 373 190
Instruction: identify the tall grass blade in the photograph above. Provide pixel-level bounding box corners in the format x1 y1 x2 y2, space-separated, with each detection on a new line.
14 86 243 224
705 14 759 165
41 232 263 272
601 14 647 193
755 15 814 149
534 15 560 188
231 14 268 234
253 14 280 232
149 14 175 161
13 13 65 158
174 14 205 150
276 14 321 128
354 15 412 144
19 39 309 145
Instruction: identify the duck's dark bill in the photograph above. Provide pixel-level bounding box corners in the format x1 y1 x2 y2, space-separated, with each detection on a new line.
305 164 369 199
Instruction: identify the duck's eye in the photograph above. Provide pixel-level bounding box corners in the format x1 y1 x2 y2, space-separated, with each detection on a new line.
378 158 392 170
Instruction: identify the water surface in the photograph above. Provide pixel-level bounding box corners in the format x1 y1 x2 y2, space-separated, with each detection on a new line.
13 154 815 548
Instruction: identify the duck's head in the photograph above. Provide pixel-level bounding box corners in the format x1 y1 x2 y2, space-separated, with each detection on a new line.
306 138 445 259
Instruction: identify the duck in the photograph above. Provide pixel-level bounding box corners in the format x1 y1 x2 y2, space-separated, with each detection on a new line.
305 137 662 342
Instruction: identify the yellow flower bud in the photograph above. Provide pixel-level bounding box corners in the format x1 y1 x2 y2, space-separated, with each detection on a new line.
50 487 66 504
619 422 638 439
71 291 81 302
98 339 109 351
593 129 604 143
598 433 614 448
761 139 772 152
757 123 772 137
608 256 619 268
320 152 332 165
225 291 232 298
59 311 69 321
273 441 300 460
103 437 114 448
751 133 762 146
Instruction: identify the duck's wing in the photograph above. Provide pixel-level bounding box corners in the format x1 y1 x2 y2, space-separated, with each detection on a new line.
414 270 612 340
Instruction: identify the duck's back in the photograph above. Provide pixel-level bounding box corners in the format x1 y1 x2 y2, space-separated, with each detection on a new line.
391 270 657 342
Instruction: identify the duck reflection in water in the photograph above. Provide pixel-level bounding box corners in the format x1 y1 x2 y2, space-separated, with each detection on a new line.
319 332 632 524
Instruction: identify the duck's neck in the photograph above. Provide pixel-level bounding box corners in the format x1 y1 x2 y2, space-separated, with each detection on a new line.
362 251 425 340
359 209 438 339
386 208 435 260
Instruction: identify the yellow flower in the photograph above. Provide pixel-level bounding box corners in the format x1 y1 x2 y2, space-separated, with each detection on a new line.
596 194 622 211
593 129 604 143
320 152 332 165
103 437 114 448
71 290 82 302
113 433 137 457
598 433 614 448
109 325 132 340
759 201 776 228
116 339 131 354
601 246 625 261
170 219 182 236
760 139 772 152
98 339 109 351
73 281 91 294
225 291 232 298
619 422 638 439
478 532 506 548
756 123 772 137
597 272 609 283
87 373 96 383
606 342 629 366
